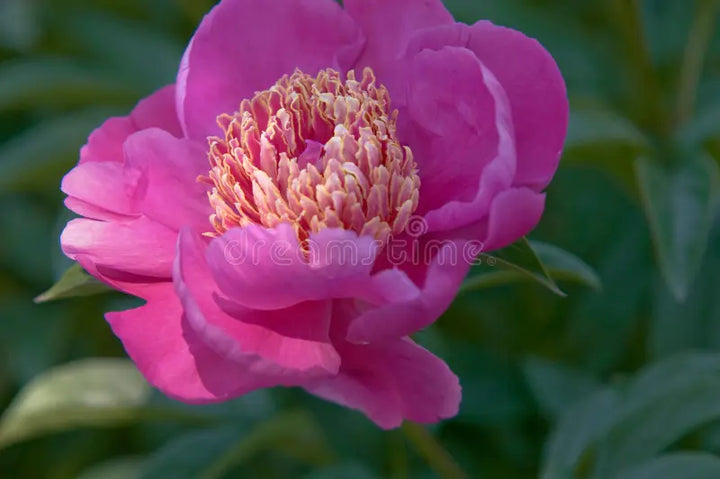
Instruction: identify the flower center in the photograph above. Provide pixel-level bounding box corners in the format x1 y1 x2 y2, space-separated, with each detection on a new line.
201 67 420 244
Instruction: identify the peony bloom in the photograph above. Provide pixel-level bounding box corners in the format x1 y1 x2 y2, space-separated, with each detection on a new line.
60 0 567 428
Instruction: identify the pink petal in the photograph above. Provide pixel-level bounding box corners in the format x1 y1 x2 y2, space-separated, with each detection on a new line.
79 117 135 165
401 46 516 226
61 161 140 217
106 283 264 403
128 84 183 136
65 85 185 222
64 198 133 223
482 187 546 252
344 0 453 91
346 239 471 343
73 254 170 301
206 224 386 310
123 128 212 232
175 228 340 376
61 216 176 279
304 334 461 429
177 0 364 139
80 85 181 165
406 21 568 190
466 22 567 189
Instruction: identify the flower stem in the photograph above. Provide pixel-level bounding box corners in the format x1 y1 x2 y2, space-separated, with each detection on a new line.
676 0 720 125
401 422 467 479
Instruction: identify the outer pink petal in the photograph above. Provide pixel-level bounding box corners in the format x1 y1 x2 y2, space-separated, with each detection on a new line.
73 254 169 301
62 161 141 218
123 128 212 232
177 0 364 139
80 85 181 165
346 240 471 343
401 46 516 226
405 21 568 190
63 197 134 222
466 22 567 189
304 334 461 429
343 0 452 96
61 217 176 279
175 228 340 377
79 117 135 165
65 85 185 222
206 224 392 310
481 188 546 252
106 283 260 403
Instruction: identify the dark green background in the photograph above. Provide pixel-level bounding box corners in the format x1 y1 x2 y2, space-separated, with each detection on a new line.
2 0 720 477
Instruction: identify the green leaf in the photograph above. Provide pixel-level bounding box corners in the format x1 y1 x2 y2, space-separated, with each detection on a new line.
138 427 247 479
0 298 67 385
566 106 648 151
541 388 619 479
301 464 380 479
35 263 112 303
475 237 563 296
445 346 531 426
0 358 151 448
77 457 145 479
201 411 333 479
612 453 720 479
0 196 56 284
523 357 600 420
561 106 649 191
0 58 140 112
564 207 653 372
63 12 183 89
0 0 39 51
0 108 121 192
543 353 720 478
530 241 601 290
591 353 720 478
679 101 720 146
648 223 720 358
635 154 719 301
461 238 599 296
139 411 333 479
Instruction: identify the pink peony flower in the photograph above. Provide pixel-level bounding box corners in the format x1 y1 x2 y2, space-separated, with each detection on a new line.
60 0 567 428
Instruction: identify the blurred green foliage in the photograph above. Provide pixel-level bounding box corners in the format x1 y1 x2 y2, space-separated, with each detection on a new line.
1 0 720 477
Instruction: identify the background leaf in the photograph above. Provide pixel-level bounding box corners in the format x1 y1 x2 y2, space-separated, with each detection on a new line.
648 221 720 358
0 59 140 112
523 357 600 420
77 457 145 479
301 464 379 479
612 453 720 479
541 388 619 479
460 240 600 295
0 0 39 51
565 106 649 151
0 108 123 192
591 353 720 477
542 353 720 478
0 359 151 448
138 427 246 479
35 263 112 303
139 412 332 479
635 153 719 301
463 237 566 297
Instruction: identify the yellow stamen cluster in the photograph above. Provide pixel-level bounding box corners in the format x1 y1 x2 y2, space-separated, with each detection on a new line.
202 67 420 244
